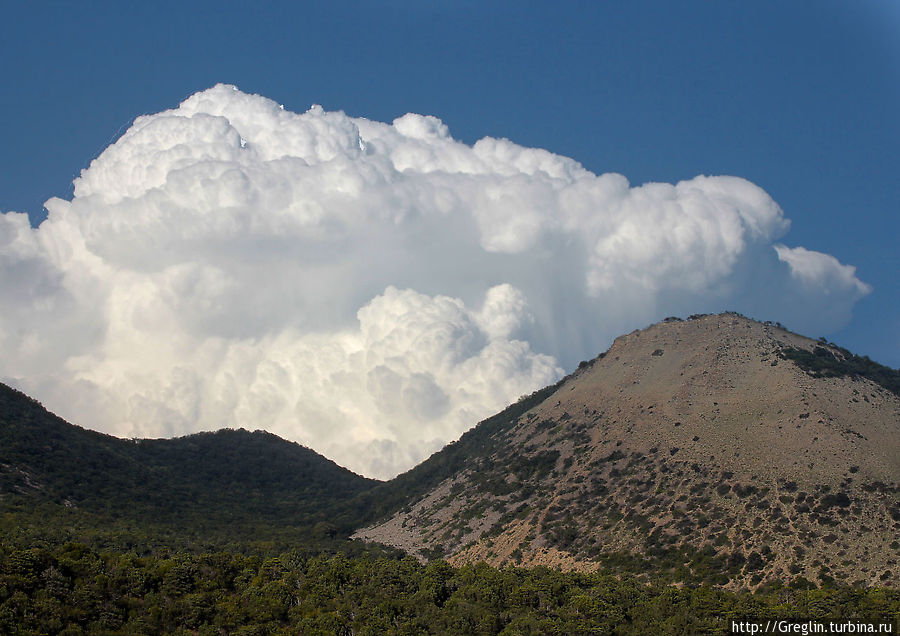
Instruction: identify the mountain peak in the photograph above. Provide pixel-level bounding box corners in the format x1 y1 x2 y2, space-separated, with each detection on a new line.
355 313 900 588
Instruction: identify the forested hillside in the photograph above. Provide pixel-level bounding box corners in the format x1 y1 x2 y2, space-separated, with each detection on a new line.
1 542 898 635
0 383 376 551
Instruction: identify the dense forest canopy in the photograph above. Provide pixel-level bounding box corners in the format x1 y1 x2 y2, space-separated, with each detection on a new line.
2 542 898 635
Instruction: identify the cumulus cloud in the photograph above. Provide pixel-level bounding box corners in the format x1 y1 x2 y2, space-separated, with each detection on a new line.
0 84 871 478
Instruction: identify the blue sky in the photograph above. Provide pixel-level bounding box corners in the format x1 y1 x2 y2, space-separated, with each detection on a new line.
2 0 898 369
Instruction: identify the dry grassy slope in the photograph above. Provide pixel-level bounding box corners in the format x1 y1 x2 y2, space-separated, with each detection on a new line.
354 314 900 588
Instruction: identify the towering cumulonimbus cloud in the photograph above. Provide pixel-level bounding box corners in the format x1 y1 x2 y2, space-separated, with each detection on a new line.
0 85 871 478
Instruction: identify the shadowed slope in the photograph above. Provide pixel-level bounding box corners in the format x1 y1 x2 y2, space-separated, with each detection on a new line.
0 384 375 545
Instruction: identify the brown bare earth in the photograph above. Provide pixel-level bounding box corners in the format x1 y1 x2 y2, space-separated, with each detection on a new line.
354 314 900 588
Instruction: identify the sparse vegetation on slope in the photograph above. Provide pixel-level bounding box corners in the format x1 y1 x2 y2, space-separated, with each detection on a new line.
353 379 566 522
356 314 900 589
779 344 900 397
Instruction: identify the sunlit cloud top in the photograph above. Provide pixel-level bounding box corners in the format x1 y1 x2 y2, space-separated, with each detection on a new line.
0 85 870 478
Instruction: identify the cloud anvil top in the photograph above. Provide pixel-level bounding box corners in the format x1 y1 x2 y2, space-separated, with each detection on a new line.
0 85 870 479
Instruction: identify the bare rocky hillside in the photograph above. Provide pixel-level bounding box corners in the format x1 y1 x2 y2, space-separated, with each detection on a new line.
354 313 900 588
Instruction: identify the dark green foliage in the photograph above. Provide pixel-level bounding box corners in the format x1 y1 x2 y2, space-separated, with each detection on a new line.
1 544 897 635
0 382 378 549
818 492 852 510
596 449 626 464
509 450 560 482
733 484 758 498
0 384 152 507
778 345 900 397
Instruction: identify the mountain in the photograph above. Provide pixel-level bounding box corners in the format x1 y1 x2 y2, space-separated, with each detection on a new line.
3 313 899 586
354 313 900 588
2 314 898 633
0 383 376 548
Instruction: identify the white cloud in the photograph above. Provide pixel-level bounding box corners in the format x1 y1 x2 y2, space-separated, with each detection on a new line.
0 84 871 478
771 244 873 329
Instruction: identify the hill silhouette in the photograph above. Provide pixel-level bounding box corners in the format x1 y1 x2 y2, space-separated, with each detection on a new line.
0 383 375 550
